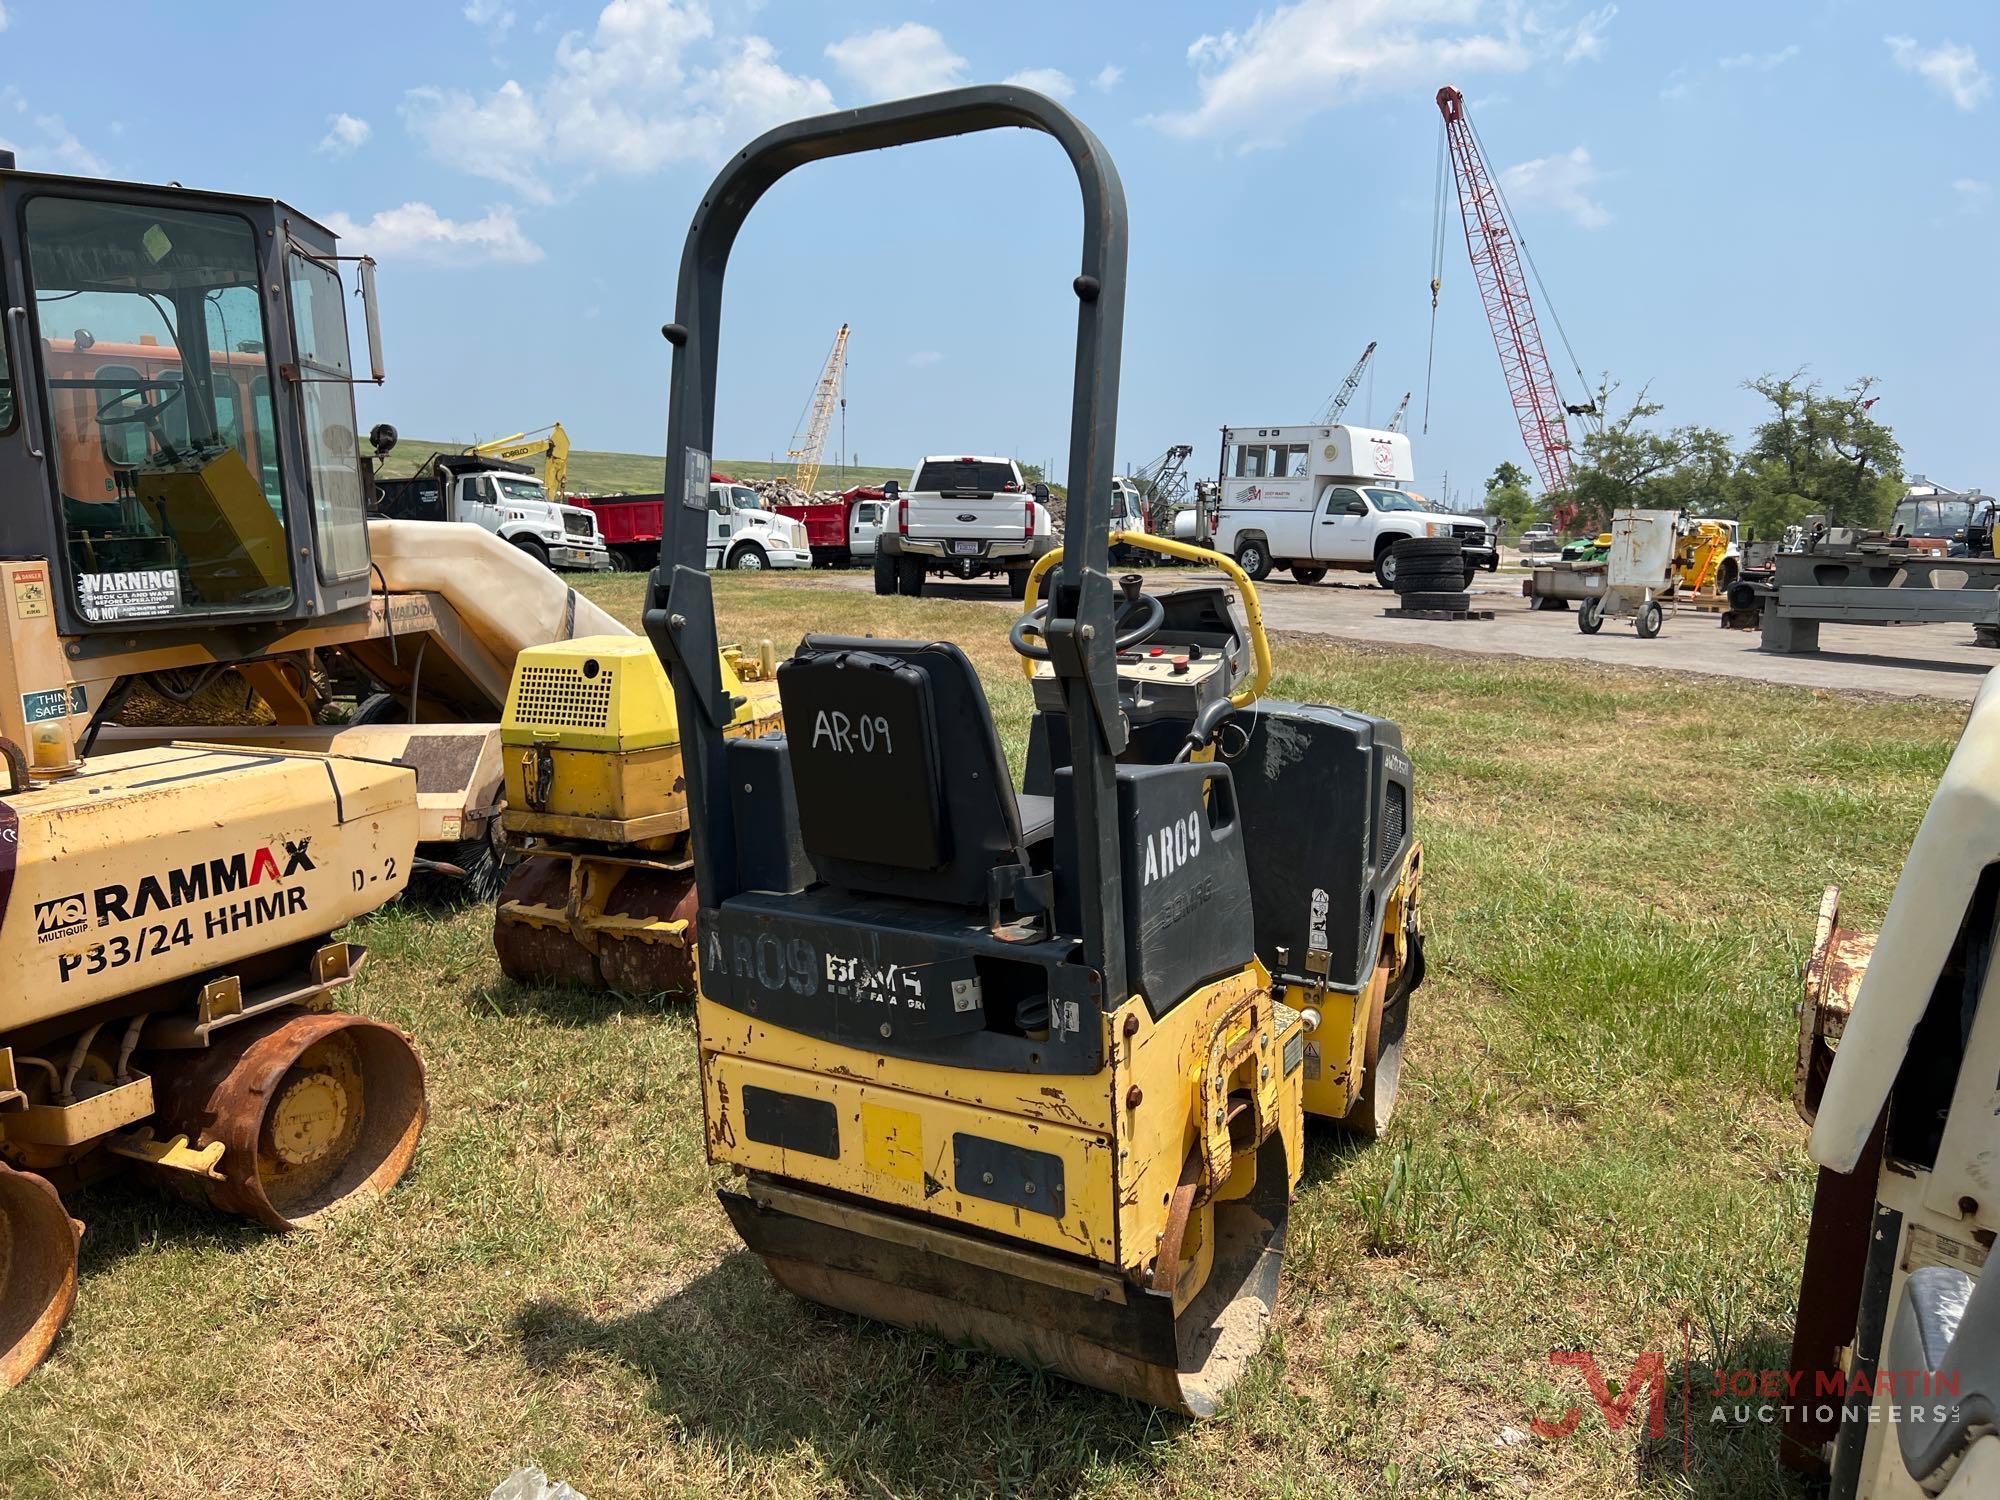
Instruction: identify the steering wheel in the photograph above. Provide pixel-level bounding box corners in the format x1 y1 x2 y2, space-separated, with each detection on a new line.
96 379 184 431
1009 585 1166 661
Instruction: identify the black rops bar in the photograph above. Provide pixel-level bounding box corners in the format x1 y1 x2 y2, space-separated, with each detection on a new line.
642 85 1133 1001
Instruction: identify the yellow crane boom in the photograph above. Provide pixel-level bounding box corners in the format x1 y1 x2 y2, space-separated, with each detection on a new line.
469 423 570 497
786 325 847 494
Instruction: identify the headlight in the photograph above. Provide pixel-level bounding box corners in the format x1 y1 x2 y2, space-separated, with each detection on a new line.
1424 521 1444 537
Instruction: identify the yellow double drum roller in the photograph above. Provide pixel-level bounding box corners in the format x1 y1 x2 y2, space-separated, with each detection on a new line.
628 86 1427 1414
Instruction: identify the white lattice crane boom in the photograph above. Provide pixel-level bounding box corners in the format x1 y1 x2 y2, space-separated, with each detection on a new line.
787 323 848 494
1315 340 1377 425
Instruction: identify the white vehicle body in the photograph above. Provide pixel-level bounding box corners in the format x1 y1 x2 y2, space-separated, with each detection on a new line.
1210 423 1494 586
847 498 888 560
449 468 612 570
1108 475 1153 560
706 481 812 571
878 455 1057 593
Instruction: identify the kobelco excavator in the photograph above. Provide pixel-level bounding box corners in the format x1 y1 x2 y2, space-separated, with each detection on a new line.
0 153 635 1389
618 88 1426 1414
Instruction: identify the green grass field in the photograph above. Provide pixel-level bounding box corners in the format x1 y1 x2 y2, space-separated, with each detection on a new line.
376 437 906 496
0 572 1966 1498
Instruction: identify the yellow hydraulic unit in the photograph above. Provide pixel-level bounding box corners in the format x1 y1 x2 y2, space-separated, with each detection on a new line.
632 88 1427 1414
493 635 782 992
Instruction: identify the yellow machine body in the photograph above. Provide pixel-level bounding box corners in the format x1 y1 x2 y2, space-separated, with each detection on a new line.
493 635 782 993
684 531 1426 1414
1 744 414 1030
501 634 781 840
703 967 1305 1271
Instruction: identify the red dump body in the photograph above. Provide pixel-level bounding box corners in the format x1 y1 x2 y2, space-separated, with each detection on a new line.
577 472 736 550
775 486 884 554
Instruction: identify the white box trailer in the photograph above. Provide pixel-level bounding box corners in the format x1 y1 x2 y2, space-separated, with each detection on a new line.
1210 423 1493 587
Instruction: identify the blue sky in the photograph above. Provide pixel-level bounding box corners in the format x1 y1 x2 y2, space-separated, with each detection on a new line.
3 1 1995 503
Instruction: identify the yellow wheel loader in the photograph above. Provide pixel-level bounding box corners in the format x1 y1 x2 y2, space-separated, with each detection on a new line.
621 87 1424 1414
1784 674 2000 1496
0 155 632 1388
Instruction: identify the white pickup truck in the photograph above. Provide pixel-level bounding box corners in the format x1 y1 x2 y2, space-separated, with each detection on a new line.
1211 423 1494 588
874 455 1057 598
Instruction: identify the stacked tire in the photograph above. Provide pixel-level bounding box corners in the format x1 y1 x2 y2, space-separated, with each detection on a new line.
1388 537 1471 613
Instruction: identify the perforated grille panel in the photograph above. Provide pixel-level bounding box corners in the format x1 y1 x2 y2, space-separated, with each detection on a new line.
1381 777 1407 857
513 665 613 729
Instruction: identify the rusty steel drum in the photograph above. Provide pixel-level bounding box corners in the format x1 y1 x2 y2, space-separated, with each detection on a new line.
0 1161 79 1391
147 1011 426 1231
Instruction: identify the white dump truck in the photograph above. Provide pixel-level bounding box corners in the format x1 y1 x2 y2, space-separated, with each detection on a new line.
1210 424 1495 587
373 453 612 571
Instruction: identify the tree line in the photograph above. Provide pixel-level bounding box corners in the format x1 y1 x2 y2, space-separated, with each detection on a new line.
1481 372 1905 538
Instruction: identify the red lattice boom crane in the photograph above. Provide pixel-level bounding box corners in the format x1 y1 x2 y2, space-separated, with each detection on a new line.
1435 85 1575 495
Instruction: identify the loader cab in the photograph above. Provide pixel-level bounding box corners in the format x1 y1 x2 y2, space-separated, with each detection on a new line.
0 162 382 641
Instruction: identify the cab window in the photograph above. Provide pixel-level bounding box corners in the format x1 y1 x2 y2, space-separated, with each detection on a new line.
1324 485 1365 515
286 250 370 582
1285 444 1311 477
26 195 294 621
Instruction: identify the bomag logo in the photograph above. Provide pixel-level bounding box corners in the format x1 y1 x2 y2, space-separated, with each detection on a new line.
90 838 316 926
35 893 88 944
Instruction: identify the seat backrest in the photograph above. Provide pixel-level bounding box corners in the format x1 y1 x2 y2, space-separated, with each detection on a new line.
776 636 1027 906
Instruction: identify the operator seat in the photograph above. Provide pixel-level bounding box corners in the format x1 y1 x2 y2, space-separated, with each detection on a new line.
776 636 1054 916
1889 1264 2000 1490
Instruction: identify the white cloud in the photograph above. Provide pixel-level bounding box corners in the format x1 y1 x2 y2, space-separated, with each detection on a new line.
321 202 545 266
1152 0 1533 144
403 0 830 197
1561 5 1616 65
0 4 10 32
1500 146 1608 229
1719 44 1799 72
318 113 372 156
464 0 514 41
1004 67 1074 99
1886 35 1991 111
0 114 111 175
907 350 942 367
825 22 967 99
1954 177 1992 210
405 80 549 198
1094 63 1124 92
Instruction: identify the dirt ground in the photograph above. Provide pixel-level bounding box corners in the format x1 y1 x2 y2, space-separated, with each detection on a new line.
826 564 1997 701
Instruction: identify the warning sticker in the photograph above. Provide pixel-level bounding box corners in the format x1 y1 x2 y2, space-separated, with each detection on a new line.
1904 1224 1989 1276
12 567 49 619
682 447 711 511
78 569 181 622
